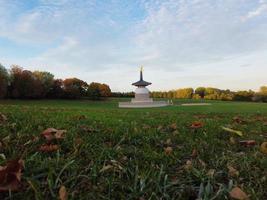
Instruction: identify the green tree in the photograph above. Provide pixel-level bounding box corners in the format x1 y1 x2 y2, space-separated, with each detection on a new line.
33 71 54 97
0 64 9 98
195 87 206 98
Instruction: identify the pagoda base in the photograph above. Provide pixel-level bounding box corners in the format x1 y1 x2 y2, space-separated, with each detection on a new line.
119 101 169 108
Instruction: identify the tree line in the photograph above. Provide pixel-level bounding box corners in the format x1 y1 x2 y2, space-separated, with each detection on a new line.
150 87 267 102
0 64 111 99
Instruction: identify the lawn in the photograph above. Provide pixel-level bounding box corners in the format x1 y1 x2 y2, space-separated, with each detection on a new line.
0 99 266 199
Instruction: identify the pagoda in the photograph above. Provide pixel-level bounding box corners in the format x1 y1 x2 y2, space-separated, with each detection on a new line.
131 67 153 103
119 67 169 108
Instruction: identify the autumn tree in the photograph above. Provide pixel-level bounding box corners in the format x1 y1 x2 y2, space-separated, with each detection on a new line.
9 66 43 98
47 79 64 98
99 83 111 97
0 64 9 98
174 88 194 99
33 71 54 97
63 78 88 99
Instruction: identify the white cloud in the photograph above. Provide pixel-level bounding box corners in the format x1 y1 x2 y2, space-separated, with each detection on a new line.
0 0 267 91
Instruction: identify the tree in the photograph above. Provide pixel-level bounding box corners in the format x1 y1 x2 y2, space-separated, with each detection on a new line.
47 79 64 98
174 88 194 99
234 90 255 101
0 64 9 98
63 78 88 99
33 71 54 97
99 83 111 98
9 66 42 98
87 82 102 100
195 87 206 98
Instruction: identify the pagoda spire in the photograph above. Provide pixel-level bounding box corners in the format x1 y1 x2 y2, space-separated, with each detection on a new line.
140 66 143 81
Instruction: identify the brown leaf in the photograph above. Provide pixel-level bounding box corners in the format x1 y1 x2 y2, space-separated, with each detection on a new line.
207 169 215 177
184 160 193 170
229 187 249 200
228 166 239 177
164 147 173 155
59 185 68 200
41 128 66 141
0 159 24 192
169 123 177 131
230 137 236 145
233 117 246 124
260 141 267 155
190 121 204 129
39 144 59 152
0 113 7 124
166 139 172 145
239 140 256 147
191 148 198 158
99 165 113 173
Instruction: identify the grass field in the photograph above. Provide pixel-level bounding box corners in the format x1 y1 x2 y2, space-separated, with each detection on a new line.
0 99 266 199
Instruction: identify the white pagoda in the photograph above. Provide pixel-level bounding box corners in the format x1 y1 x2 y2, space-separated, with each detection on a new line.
119 67 168 108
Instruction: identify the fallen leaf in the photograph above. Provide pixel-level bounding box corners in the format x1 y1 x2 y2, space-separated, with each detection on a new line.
229 187 249 200
184 160 193 170
228 166 239 177
166 139 172 145
191 148 198 158
169 123 177 130
230 137 236 144
99 165 113 173
260 141 267 155
239 140 256 147
207 169 215 177
59 185 68 200
222 126 243 137
0 113 7 124
39 144 59 152
233 117 246 124
41 128 66 141
0 159 24 192
164 147 173 155
190 121 204 129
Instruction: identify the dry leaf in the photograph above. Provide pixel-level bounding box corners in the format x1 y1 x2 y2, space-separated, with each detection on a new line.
164 147 173 155
260 141 267 154
190 121 204 129
233 117 246 124
59 185 68 200
228 166 239 177
207 169 215 177
184 160 193 170
239 140 256 147
0 159 24 192
222 126 243 137
41 128 66 141
230 137 236 144
100 165 113 173
169 123 177 130
166 139 172 145
191 148 198 158
39 144 59 152
0 113 7 124
229 187 249 200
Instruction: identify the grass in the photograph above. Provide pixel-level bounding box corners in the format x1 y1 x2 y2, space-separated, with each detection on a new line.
0 98 266 199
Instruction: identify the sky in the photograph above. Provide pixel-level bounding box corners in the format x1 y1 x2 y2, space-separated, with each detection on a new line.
0 0 267 92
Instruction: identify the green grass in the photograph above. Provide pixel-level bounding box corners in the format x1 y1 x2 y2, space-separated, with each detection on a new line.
0 99 266 199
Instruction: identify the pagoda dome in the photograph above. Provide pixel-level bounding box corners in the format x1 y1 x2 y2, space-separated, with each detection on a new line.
135 87 149 94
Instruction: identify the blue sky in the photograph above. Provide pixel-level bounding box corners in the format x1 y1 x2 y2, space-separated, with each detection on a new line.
0 0 267 92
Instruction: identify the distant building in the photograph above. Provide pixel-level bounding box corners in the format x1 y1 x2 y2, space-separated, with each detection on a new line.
119 67 168 108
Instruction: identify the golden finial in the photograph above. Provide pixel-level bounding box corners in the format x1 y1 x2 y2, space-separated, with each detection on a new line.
140 66 143 72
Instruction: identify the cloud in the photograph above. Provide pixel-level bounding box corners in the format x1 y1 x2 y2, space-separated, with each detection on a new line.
0 0 267 91
242 1 267 21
